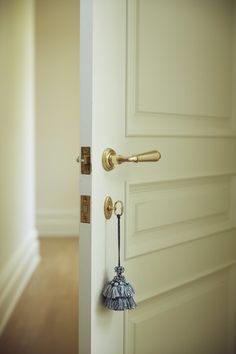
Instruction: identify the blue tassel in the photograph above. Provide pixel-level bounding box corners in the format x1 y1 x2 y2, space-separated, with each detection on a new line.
102 266 136 311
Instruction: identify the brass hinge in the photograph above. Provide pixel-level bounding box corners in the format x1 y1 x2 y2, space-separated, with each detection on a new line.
80 195 91 223
81 146 91 174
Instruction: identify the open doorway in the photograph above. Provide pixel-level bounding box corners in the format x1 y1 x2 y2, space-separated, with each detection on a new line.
0 0 80 353
36 0 80 237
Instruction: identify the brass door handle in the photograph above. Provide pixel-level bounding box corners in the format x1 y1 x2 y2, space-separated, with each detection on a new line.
102 148 161 171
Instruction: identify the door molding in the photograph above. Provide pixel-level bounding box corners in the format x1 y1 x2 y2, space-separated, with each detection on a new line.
125 172 236 258
126 0 236 137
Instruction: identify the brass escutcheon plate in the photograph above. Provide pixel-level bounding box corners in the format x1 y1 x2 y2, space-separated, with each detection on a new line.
104 196 113 219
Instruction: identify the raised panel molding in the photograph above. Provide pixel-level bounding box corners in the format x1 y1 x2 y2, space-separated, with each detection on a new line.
125 174 235 259
126 0 236 137
124 269 230 354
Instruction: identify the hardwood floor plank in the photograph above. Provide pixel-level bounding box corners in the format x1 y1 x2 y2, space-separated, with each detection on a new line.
0 237 79 354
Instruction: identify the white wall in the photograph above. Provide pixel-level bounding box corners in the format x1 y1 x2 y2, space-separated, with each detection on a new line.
35 0 80 236
0 0 40 334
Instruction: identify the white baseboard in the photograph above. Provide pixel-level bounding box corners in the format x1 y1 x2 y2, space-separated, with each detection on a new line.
36 209 79 236
0 229 40 335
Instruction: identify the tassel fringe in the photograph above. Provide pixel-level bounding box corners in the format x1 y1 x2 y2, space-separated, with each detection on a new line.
102 270 137 311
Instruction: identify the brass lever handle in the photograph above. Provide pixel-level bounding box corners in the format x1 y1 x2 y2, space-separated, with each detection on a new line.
102 148 161 171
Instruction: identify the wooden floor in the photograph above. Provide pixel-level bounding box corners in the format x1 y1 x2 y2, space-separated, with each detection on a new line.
0 238 79 354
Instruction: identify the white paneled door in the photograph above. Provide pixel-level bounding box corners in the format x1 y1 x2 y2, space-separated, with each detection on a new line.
80 1 236 354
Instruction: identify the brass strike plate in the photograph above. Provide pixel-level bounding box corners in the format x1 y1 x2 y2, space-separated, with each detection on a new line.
81 195 91 223
81 147 91 175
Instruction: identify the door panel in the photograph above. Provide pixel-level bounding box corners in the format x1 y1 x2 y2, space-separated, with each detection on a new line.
126 0 234 136
80 1 236 353
126 229 236 303
125 270 229 354
126 175 233 258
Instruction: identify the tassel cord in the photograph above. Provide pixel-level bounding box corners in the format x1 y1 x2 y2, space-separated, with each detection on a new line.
117 214 121 268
